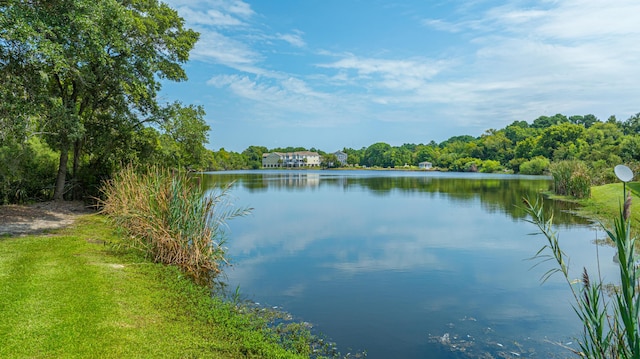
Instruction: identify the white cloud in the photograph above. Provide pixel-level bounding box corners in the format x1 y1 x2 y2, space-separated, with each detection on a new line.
277 31 306 48
166 0 640 149
176 7 245 27
165 0 254 19
421 18 467 33
191 30 261 69
317 56 451 92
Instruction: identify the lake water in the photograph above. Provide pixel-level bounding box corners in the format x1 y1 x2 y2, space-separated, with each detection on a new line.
202 170 620 358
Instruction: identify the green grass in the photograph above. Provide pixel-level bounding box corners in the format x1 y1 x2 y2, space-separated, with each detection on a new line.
563 182 640 226
0 214 306 359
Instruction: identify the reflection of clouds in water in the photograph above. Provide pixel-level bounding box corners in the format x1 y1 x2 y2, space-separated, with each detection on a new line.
228 191 616 295
282 283 306 297
211 172 624 358
327 250 445 273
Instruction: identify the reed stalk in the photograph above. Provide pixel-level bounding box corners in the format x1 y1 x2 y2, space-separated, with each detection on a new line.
100 165 250 286
524 194 640 358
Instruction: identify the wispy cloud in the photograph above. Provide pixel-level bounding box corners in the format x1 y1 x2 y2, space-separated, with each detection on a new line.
206 74 361 127
317 56 451 91
421 18 468 33
167 0 254 20
276 30 306 48
191 30 260 67
165 0 262 72
163 0 640 150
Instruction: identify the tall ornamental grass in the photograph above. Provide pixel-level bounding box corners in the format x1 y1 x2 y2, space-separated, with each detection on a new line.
100 166 250 286
524 194 639 358
550 160 592 198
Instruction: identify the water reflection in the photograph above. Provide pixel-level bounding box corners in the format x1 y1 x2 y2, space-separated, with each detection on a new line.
202 170 589 226
201 170 613 359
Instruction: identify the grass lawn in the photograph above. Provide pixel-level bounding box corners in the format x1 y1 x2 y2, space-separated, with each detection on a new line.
568 182 640 226
0 214 306 359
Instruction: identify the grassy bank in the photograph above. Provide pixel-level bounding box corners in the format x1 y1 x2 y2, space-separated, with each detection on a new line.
555 182 640 225
0 214 306 359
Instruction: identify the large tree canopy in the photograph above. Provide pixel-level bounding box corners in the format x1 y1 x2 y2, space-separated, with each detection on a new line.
0 0 200 200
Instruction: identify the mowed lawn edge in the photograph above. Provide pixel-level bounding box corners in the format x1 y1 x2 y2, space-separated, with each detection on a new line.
0 214 305 359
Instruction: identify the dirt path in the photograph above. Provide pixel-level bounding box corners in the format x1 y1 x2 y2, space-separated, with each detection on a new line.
0 201 94 236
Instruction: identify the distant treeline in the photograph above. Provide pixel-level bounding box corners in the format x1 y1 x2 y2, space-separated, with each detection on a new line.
3 1 633 204
2 110 638 204
208 113 640 183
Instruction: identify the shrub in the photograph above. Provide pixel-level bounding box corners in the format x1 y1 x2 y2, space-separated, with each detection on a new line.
519 156 550 175
450 157 480 172
479 159 502 173
0 138 58 204
550 160 591 198
100 165 250 286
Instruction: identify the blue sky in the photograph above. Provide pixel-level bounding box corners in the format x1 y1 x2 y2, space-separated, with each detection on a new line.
160 0 640 153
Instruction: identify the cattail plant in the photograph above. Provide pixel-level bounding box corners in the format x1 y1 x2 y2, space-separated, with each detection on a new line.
100 165 250 286
524 194 639 358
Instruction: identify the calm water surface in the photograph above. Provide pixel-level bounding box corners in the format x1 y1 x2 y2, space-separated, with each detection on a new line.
202 170 619 359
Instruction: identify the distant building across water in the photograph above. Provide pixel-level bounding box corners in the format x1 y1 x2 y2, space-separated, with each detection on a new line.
262 151 321 168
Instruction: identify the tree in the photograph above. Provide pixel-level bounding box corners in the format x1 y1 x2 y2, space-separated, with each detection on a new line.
414 144 439 164
622 113 640 135
158 102 210 169
531 114 568 129
242 146 268 169
363 142 391 167
537 123 585 159
343 147 364 166
569 114 599 128
0 0 199 200
321 153 339 168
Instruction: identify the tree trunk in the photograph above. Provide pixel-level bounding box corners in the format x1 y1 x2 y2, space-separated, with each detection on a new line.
71 139 82 200
72 139 81 178
53 145 69 201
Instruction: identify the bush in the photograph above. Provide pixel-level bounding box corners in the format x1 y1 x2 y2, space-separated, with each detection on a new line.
0 138 58 204
100 165 250 286
479 159 502 173
450 157 481 172
549 160 591 198
519 156 550 175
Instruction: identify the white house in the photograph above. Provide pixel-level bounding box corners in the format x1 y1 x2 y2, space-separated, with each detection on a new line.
419 161 433 170
262 151 321 168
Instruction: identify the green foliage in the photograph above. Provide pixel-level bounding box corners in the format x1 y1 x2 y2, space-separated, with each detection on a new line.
100 166 251 286
0 138 58 204
538 123 585 159
321 153 340 168
519 156 550 175
363 142 392 167
550 161 592 198
524 194 640 358
450 157 480 172
157 102 210 169
242 146 268 169
479 159 502 173
0 0 200 200
531 113 569 129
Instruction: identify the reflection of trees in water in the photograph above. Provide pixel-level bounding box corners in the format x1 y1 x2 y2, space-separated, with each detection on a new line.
201 172 590 226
